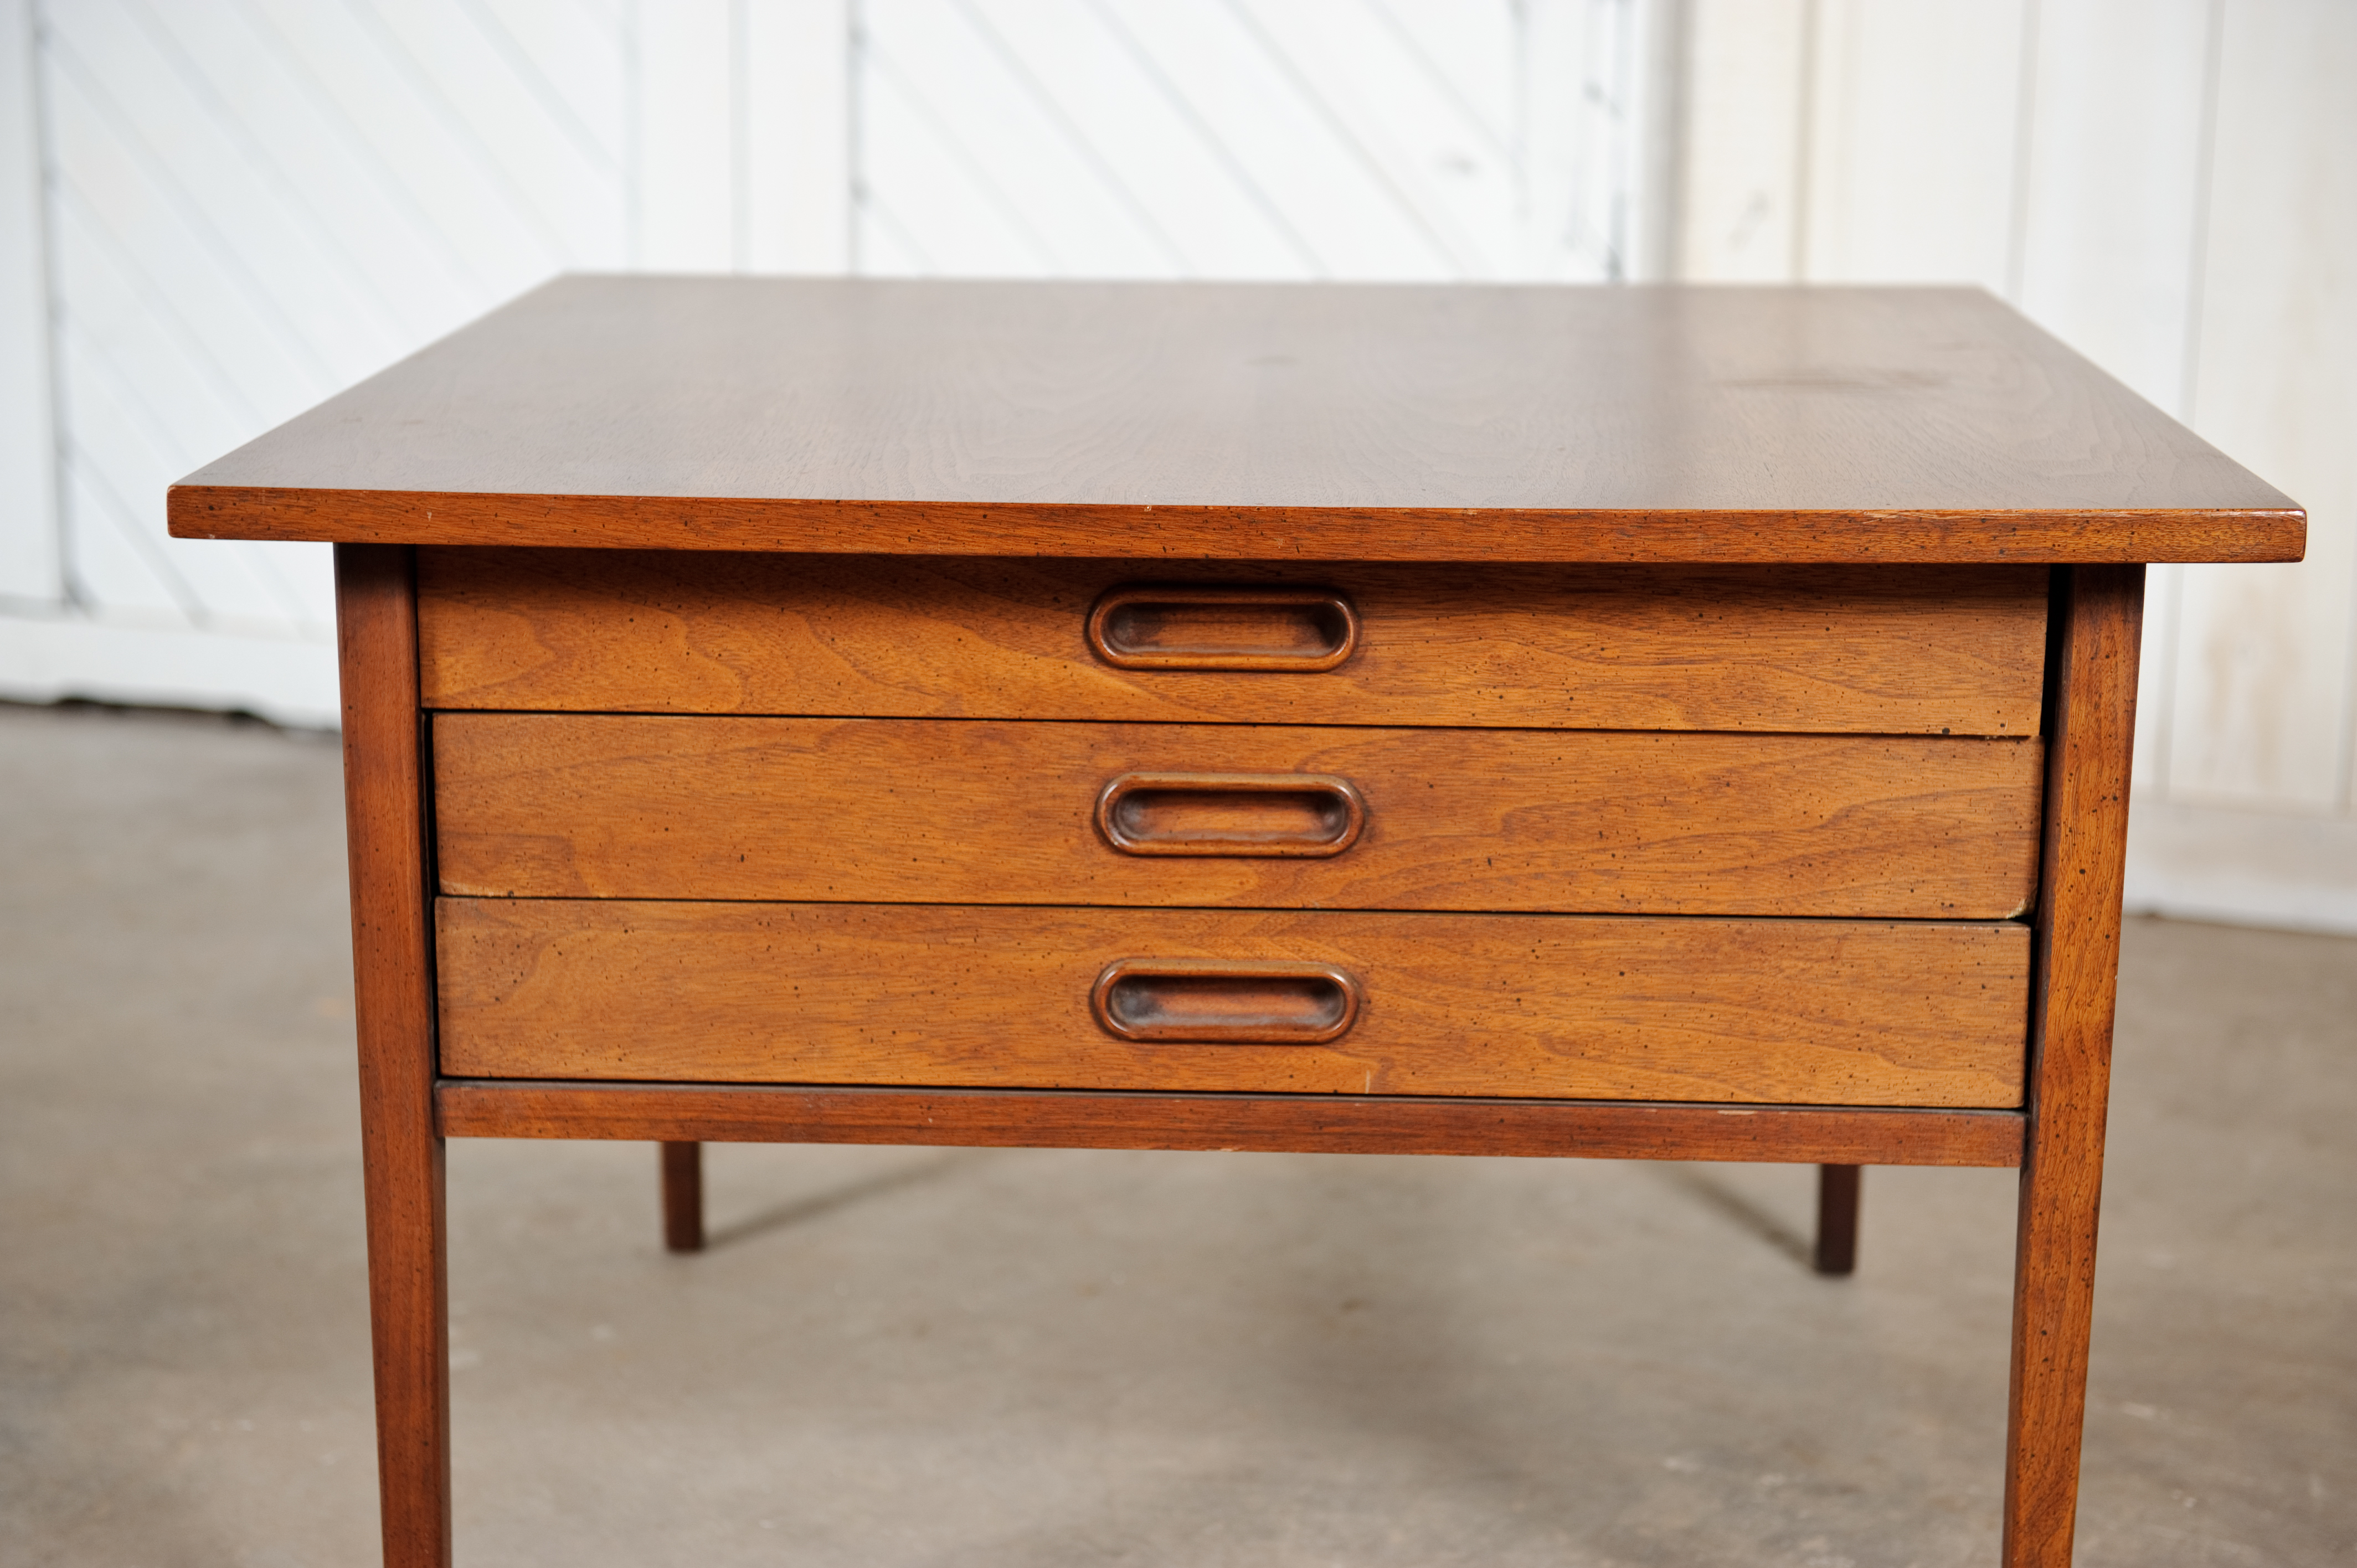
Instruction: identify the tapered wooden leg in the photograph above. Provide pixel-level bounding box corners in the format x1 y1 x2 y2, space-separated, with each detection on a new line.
338 544 452 1568
2003 565 2143 1567
1813 1164 1860 1276
661 1141 705 1252
361 1116 449 1568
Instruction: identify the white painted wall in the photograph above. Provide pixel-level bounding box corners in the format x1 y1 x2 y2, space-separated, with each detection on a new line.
0 0 1653 727
3 0 2350 927
1 0 59 606
1682 0 2357 932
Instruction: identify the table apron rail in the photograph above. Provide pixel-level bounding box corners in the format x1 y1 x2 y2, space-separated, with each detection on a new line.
435 1079 2024 1166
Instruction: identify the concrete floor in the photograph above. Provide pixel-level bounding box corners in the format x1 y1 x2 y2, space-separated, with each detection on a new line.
2 700 2351 1568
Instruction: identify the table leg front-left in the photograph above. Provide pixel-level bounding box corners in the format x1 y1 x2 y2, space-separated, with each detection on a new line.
337 543 453 1568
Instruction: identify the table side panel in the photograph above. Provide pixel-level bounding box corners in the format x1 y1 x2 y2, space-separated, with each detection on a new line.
415 552 2049 735
434 899 2029 1107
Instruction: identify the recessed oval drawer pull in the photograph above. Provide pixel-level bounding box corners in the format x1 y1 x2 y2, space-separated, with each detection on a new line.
1087 585 1359 671
1096 771 1367 858
1091 959 1362 1044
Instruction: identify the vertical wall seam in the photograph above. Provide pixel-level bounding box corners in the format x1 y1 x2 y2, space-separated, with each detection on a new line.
2178 0 2225 427
623 0 640 267
1645 0 1691 282
1509 0 1529 269
2154 0 2229 806
1789 0 1818 281
2145 564 2183 800
28 0 77 610
729 0 748 272
2338 543 2357 815
846 0 862 275
2001 0 2040 303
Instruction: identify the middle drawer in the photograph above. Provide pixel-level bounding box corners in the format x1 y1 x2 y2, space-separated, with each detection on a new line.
434 714 2041 919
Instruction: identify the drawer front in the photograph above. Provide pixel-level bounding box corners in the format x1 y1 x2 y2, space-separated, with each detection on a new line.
434 714 2044 919
416 550 2047 735
435 900 2028 1107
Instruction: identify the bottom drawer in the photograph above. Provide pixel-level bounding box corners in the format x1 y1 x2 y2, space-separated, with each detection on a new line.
436 901 2027 1108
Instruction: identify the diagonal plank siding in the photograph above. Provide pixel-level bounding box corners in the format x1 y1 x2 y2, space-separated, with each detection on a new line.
2 0 1650 723
7 0 2348 928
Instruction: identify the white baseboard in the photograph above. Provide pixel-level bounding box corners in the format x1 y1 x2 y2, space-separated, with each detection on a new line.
0 611 339 729
2124 797 2357 936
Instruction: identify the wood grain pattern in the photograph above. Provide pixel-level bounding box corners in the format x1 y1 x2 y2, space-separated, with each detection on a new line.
434 900 2031 1107
433 714 2045 919
2003 565 2144 1566
414 551 2052 735
334 544 450 1568
437 1080 2027 1167
167 278 2301 563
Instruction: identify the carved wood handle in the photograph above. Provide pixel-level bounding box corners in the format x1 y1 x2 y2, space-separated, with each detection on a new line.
1096 772 1366 858
1086 585 1360 671
1090 959 1362 1044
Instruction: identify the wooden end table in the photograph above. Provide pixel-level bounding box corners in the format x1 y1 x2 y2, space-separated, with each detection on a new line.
168 277 2302 1566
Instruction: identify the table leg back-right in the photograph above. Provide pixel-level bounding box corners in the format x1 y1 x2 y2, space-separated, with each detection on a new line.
1814 1164 1862 1276
661 1141 706 1253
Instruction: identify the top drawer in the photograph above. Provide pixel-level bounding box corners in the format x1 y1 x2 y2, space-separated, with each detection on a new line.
416 550 2047 734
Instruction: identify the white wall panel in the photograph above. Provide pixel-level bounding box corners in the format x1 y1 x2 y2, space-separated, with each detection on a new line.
1041 0 1455 277
6 0 650 722
137 2 488 337
2168 0 2357 814
1675 0 2357 927
744 0 851 272
1 0 60 605
1524 0 1656 281
862 0 1183 277
2004 0 2217 802
3 0 1651 726
868 0 1312 278
2013 0 2214 410
236 0 591 288
1678 0 1807 283
1800 0 2029 289
1237 0 1519 277
8 0 2349 920
58 461 180 618
853 0 1644 284
635 0 733 270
